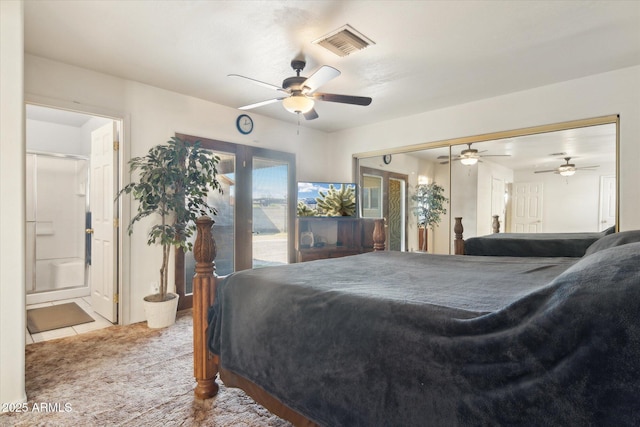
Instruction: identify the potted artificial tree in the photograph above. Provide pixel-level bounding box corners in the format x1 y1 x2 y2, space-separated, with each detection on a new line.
118 136 221 328
411 182 448 252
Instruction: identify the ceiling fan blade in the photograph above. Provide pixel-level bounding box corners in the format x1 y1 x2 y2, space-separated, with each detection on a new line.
303 108 319 120
228 74 287 93
312 92 372 106
479 154 511 157
534 169 557 174
575 165 600 170
238 97 286 110
302 66 340 94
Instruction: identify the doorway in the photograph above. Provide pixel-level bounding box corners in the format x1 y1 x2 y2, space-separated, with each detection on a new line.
359 166 408 251
175 134 296 309
599 175 616 231
25 104 121 331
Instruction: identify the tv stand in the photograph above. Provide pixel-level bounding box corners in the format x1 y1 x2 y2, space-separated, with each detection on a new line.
296 217 380 262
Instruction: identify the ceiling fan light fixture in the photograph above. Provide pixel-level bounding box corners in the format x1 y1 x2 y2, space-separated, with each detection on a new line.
558 158 576 176
559 166 576 176
459 145 479 166
282 95 314 114
460 157 478 166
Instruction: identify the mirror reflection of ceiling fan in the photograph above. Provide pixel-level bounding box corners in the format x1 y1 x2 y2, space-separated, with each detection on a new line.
438 143 511 165
229 59 372 120
534 157 599 176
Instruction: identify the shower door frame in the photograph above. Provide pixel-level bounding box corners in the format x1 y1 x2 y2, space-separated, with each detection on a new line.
25 151 91 299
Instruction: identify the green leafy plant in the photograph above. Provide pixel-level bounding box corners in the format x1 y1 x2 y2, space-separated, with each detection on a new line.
117 136 222 302
316 184 356 217
297 200 318 217
411 182 448 251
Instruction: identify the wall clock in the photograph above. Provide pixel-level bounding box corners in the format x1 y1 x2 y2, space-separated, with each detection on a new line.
236 114 254 134
383 154 392 164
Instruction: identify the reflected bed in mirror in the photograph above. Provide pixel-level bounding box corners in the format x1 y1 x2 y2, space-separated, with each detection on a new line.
354 115 618 254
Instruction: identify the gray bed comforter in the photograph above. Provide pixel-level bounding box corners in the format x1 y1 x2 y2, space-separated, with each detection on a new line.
463 230 611 257
208 243 640 426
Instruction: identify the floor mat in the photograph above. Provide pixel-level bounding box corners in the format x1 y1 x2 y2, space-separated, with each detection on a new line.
27 302 95 333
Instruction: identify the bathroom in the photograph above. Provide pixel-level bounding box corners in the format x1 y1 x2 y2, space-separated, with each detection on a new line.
25 104 115 312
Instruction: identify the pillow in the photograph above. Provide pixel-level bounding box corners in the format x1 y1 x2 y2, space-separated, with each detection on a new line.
584 230 640 256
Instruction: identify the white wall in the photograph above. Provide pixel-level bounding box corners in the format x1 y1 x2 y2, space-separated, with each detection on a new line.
477 161 513 236
330 65 640 233
451 161 478 238
0 0 27 407
513 162 616 233
27 115 112 156
24 54 331 326
26 119 83 154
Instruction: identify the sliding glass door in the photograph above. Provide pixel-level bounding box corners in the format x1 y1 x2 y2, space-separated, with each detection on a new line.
252 157 290 268
175 135 296 309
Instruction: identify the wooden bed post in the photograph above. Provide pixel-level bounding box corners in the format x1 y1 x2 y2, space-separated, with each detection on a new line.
193 215 219 400
454 217 465 255
373 218 386 251
492 215 500 233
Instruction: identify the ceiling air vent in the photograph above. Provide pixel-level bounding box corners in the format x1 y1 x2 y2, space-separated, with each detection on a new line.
313 24 375 57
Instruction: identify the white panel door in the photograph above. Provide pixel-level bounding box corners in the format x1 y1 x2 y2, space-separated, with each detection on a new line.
511 182 543 233
599 175 616 231
90 122 117 323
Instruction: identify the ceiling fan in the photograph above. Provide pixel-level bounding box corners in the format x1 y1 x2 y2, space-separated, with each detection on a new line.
229 59 372 120
438 143 511 165
534 157 599 176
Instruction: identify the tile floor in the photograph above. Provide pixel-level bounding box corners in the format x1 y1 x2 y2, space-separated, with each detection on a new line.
26 296 113 344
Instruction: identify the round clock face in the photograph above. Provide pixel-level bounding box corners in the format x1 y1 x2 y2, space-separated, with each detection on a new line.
236 114 253 134
383 154 392 164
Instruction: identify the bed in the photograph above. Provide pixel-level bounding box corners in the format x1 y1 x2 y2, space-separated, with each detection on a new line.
454 217 616 257
192 217 640 426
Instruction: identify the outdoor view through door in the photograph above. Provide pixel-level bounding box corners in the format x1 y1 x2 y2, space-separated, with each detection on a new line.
175 135 296 309
253 157 290 268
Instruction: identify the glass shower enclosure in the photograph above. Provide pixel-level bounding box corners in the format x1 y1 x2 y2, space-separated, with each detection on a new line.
26 152 89 299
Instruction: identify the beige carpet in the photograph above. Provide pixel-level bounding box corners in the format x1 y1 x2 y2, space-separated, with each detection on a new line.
26 302 95 334
1 310 292 427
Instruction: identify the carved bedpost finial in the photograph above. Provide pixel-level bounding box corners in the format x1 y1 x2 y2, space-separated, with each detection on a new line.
193 215 219 400
373 218 386 251
454 217 465 255
194 215 216 274
492 215 500 234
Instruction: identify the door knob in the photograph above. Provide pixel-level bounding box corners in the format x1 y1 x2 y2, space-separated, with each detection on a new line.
85 228 94 234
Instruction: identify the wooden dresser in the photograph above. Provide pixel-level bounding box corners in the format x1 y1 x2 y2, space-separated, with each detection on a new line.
296 217 379 262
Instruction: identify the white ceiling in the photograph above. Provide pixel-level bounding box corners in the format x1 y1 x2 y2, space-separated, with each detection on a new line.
24 1 640 133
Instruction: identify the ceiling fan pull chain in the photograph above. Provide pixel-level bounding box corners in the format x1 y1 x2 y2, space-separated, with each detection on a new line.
297 114 301 135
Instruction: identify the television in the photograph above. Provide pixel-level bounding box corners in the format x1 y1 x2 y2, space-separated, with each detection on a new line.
297 182 357 217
